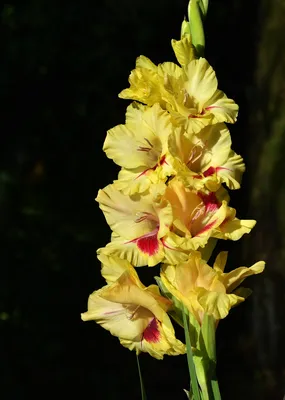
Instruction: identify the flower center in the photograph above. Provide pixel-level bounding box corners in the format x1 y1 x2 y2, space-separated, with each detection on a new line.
186 141 205 170
137 137 161 165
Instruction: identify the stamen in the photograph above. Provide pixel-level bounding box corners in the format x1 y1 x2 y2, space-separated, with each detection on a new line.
144 137 153 148
189 203 204 224
188 109 206 119
187 141 205 166
137 146 151 152
135 211 158 223
127 305 141 320
137 138 154 152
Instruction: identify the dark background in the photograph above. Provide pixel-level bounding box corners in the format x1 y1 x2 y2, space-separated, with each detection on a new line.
1 0 285 398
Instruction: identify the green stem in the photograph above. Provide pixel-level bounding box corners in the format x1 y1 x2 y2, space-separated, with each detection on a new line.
136 354 147 400
211 378 222 400
182 306 201 400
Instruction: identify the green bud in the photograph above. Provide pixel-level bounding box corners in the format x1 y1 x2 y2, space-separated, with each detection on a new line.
187 0 208 57
181 18 191 38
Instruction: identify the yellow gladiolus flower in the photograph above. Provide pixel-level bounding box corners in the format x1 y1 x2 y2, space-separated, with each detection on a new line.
104 102 175 195
162 179 255 255
96 183 173 267
164 57 239 133
160 251 265 325
168 123 245 192
81 262 186 360
119 38 238 134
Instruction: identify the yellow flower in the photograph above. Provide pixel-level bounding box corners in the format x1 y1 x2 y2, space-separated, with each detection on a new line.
104 103 175 195
168 123 245 192
119 38 238 134
96 183 173 266
163 58 238 133
81 260 185 360
162 179 255 254
160 251 265 324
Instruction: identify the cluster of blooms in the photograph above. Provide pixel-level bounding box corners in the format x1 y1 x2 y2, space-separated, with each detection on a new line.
81 35 264 360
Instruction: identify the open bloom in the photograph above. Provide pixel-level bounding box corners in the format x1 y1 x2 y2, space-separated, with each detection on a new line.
162 179 255 252
160 251 265 324
119 36 238 134
104 102 175 195
96 183 173 266
168 123 245 191
81 258 185 359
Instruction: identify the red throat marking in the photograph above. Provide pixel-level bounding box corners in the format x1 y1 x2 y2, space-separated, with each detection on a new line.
143 318 160 343
135 155 167 180
136 230 159 256
198 191 220 213
203 166 216 177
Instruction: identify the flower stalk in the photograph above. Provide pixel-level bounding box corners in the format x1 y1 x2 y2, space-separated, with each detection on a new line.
136 354 147 400
183 306 201 400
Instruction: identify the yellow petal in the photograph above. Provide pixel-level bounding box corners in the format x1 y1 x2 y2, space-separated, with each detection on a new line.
213 251 228 273
192 200 228 241
214 211 256 241
222 261 265 292
104 124 148 169
119 67 164 106
98 253 143 286
161 236 190 265
158 62 182 80
120 312 186 359
104 103 172 170
168 123 244 192
81 286 149 340
135 55 157 71
160 265 201 321
171 35 195 66
114 167 158 196
96 183 170 243
204 89 239 124
184 58 217 107
98 232 165 267
216 151 245 190
100 272 162 319
196 288 231 320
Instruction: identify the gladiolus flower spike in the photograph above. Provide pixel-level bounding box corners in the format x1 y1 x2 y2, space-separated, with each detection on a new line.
81 2 265 399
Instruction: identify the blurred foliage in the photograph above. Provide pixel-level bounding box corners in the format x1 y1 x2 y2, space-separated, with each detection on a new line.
0 0 284 398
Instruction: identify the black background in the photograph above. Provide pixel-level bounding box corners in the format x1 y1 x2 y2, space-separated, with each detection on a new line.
1 0 282 399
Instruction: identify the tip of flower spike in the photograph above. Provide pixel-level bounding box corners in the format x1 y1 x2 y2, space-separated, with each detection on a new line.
181 19 191 38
